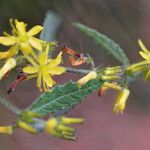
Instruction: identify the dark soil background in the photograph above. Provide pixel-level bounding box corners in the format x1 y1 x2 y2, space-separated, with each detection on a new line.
0 0 150 150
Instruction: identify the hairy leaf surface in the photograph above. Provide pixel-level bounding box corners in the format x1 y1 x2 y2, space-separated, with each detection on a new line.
29 79 104 116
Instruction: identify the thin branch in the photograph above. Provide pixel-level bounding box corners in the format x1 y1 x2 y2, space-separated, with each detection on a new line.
65 67 90 75
0 94 21 115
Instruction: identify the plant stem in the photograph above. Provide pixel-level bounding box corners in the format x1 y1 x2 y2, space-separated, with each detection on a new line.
0 94 21 115
65 67 90 75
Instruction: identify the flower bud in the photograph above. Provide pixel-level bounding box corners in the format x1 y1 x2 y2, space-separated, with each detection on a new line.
113 88 130 114
44 116 84 140
17 121 37 134
101 75 120 81
44 117 57 134
104 66 122 75
0 58 16 80
60 116 84 125
77 71 97 86
0 126 13 134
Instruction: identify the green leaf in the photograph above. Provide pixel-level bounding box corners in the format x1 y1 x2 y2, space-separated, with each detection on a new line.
29 79 104 116
74 23 130 65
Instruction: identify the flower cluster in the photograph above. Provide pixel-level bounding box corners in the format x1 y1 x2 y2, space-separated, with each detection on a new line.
76 65 130 114
0 111 84 140
0 19 149 143
0 19 65 92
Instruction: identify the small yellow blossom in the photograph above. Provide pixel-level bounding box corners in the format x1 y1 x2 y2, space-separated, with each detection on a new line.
77 71 97 86
23 46 65 91
0 19 44 60
0 126 13 134
126 39 150 79
138 39 150 60
45 116 84 140
113 88 130 114
0 58 16 80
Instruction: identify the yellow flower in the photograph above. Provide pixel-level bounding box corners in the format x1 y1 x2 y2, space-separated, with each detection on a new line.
0 19 44 60
23 46 65 91
44 116 84 140
113 88 130 114
138 39 150 61
0 58 16 80
0 126 13 134
77 71 97 86
126 39 150 79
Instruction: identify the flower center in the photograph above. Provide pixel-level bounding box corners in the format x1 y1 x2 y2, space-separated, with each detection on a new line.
40 65 47 72
19 34 29 43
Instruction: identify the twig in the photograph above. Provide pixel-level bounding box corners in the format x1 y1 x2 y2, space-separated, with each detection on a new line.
0 94 21 115
65 67 90 75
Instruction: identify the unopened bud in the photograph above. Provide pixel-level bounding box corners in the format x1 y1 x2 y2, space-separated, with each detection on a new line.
18 121 37 134
101 75 120 81
113 88 130 114
0 58 16 80
77 71 97 86
0 126 13 134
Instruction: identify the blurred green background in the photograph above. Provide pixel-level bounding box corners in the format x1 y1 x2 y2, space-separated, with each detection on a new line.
0 0 150 150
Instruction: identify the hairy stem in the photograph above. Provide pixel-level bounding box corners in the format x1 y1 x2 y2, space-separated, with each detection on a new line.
0 94 21 115
65 67 90 74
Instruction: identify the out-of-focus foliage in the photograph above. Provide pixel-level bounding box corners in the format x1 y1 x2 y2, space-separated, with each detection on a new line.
74 23 130 65
40 11 62 41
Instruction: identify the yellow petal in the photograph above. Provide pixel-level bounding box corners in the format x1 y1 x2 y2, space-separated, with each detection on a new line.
37 72 42 92
0 58 17 80
138 39 150 54
28 25 43 36
0 36 16 46
0 126 13 134
127 60 150 70
47 52 62 68
113 88 130 114
0 45 19 60
15 19 27 35
139 51 150 60
9 18 17 35
144 69 150 80
29 37 43 51
23 66 39 74
48 66 65 75
43 71 55 87
0 51 10 59
20 43 33 54
39 51 48 66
